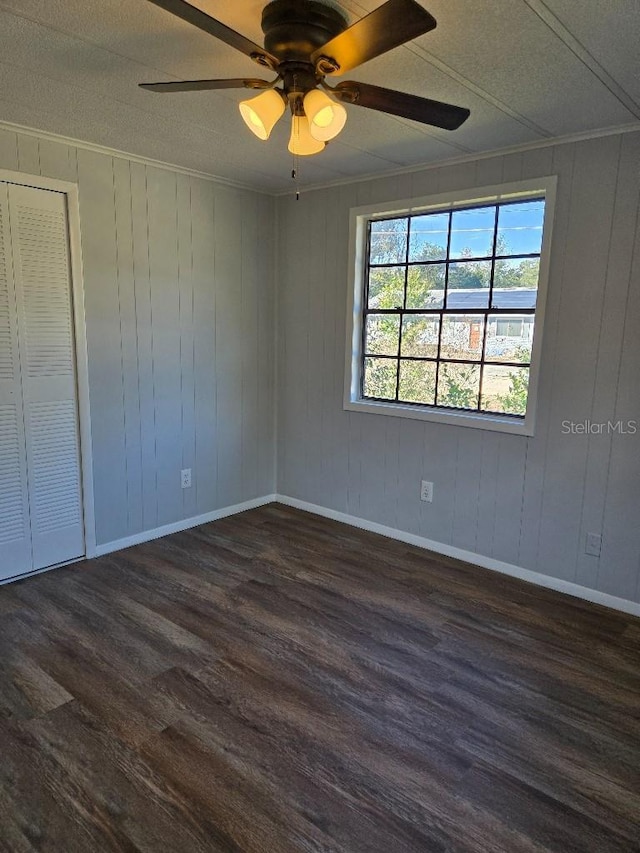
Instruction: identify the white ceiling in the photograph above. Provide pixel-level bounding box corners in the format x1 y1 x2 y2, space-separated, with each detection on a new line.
0 0 638 192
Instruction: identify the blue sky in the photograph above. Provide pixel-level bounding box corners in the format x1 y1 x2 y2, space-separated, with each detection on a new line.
387 200 546 261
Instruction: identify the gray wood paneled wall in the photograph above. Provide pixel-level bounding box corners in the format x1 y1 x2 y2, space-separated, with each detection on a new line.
277 131 640 606
2 123 638 607
0 128 276 547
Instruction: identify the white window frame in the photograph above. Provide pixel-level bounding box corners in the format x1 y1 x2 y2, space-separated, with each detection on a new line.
343 177 557 436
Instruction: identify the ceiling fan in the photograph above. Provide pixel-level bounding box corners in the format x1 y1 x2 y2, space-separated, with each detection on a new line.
140 0 470 155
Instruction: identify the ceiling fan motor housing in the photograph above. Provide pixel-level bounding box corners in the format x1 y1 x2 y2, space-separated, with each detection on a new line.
261 0 348 62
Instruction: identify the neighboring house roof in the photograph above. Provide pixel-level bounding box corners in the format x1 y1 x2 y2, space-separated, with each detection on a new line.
489 289 537 310
426 288 537 310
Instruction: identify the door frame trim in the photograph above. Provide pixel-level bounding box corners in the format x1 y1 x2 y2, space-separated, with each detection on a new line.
0 169 96 558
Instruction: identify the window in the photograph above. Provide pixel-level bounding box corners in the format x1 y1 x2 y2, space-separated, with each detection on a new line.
495 318 525 338
345 178 556 435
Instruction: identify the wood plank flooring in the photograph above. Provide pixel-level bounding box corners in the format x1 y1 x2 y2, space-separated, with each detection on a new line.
0 504 639 852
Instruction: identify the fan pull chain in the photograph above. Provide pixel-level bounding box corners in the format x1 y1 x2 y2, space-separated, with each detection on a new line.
292 152 300 200
291 73 301 200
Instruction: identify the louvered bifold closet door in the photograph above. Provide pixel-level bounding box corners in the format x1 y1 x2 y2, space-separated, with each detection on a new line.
0 184 33 580
8 183 84 571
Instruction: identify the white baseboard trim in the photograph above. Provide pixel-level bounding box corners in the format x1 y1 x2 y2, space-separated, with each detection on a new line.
275 494 640 619
15 491 638 619
0 555 85 587
92 494 277 558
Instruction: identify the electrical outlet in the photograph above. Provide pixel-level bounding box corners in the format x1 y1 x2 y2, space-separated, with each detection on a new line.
585 532 602 557
181 468 192 489
420 480 433 503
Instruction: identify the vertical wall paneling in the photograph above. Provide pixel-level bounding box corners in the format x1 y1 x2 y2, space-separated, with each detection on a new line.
112 157 143 536
277 129 640 607
257 193 276 495
315 188 334 510
306 191 328 505
599 143 640 600
129 162 158 533
77 149 128 545
408 162 439 208
0 129 19 171
214 186 244 508
576 132 640 592
17 135 40 176
176 173 197 520
395 418 425 536
316 185 339 510
346 410 363 519
38 139 77 183
492 435 527 565
535 136 621 582
329 182 359 515
294 190 314 503
279 192 310 500
0 129 275 552
475 429 500 559
422 423 458 547
276 195 291 496
146 167 182 526
451 428 484 555
326 183 353 513
241 189 259 501
382 415 401 532
190 177 217 515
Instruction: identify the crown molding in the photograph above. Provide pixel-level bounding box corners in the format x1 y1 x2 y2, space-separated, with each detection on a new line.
277 122 640 197
2 117 638 199
0 118 272 195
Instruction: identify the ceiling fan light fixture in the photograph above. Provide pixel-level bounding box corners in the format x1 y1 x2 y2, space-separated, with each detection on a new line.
239 88 286 140
288 114 325 156
304 88 347 141
141 0 470 166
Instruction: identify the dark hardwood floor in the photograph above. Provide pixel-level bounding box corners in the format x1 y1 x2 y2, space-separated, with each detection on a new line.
0 504 639 852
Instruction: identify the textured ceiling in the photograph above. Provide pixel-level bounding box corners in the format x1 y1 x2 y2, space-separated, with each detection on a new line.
0 0 638 192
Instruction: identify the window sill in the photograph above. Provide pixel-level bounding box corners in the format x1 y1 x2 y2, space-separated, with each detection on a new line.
344 397 534 436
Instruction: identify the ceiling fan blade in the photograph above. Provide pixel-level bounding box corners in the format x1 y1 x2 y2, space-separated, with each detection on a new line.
146 0 278 68
139 78 273 93
311 0 436 75
333 81 470 130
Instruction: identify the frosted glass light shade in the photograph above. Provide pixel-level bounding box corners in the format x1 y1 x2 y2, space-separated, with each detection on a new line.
239 89 286 140
304 89 347 141
288 115 325 155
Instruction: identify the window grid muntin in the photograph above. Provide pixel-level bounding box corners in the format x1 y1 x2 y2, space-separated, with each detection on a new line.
369 252 541 269
360 221 373 400
392 213 412 401
361 196 544 417
432 210 452 404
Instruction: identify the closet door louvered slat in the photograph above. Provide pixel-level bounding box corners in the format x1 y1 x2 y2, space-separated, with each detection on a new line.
8 183 84 572
0 183 33 579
